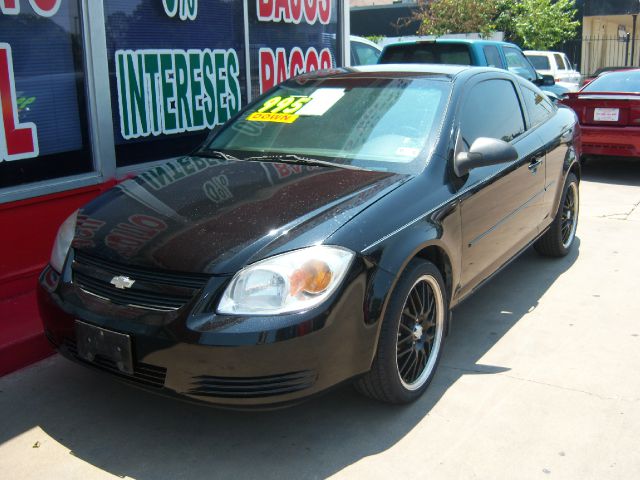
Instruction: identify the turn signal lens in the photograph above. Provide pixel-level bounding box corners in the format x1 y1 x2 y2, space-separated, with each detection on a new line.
290 260 333 296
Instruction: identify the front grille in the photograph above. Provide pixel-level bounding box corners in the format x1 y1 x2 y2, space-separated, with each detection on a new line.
74 250 209 288
188 370 317 398
64 339 167 388
72 250 210 311
74 271 192 311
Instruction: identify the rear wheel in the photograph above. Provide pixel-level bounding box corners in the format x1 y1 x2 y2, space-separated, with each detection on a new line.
535 173 579 257
355 259 447 404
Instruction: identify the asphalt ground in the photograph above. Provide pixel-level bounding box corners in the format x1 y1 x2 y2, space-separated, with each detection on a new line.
1 156 639 480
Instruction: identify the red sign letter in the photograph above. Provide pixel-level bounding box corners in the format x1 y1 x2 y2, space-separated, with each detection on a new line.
259 48 276 93
0 0 19 14
0 44 39 162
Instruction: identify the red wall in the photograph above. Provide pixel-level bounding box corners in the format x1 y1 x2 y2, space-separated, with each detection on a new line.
0 181 116 375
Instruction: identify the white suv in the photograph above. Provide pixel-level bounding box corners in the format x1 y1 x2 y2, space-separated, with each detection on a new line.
524 50 581 91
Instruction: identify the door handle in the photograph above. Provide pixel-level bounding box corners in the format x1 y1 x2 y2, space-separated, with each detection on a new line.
528 157 543 172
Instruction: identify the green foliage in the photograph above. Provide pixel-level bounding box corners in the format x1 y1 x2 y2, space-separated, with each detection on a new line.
416 0 499 38
498 0 580 50
364 35 384 44
409 0 579 49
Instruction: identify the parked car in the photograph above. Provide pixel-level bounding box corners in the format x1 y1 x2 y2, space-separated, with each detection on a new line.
581 66 632 87
39 65 581 408
524 50 581 91
378 39 569 97
561 68 640 161
350 35 382 66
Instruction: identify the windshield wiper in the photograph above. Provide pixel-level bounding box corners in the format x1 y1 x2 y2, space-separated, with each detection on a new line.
244 153 366 171
195 150 240 161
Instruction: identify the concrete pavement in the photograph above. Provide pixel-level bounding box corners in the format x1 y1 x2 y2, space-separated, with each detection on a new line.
1 156 639 480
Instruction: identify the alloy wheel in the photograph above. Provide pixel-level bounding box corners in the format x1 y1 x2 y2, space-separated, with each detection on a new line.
395 274 444 391
561 182 579 248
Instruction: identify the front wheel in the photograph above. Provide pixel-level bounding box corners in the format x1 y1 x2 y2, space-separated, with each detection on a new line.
355 259 447 404
535 172 579 257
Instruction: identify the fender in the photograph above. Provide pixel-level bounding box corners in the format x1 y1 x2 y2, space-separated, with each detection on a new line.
358 200 462 365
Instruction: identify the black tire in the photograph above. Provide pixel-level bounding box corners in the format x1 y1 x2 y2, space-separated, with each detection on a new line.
355 259 447 404
534 173 579 257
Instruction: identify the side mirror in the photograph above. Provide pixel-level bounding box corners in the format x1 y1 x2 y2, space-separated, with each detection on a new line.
541 74 555 86
534 74 555 87
454 137 519 177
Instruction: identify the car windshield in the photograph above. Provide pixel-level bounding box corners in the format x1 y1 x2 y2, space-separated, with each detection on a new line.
203 76 451 174
526 55 551 70
379 43 472 66
582 70 640 92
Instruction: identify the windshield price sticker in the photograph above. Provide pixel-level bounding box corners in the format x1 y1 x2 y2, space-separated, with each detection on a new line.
247 89 346 123
246 112 299 123
247 95 312 123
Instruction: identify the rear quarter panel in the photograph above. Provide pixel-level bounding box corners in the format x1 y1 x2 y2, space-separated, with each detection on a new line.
534 106 580 225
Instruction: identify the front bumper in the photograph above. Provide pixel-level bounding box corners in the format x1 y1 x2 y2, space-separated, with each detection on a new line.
38 262 382 408
581 125 640 158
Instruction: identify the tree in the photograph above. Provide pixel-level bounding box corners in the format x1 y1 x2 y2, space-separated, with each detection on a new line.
413 0 499 38
496 0 580 50
404 0 579 50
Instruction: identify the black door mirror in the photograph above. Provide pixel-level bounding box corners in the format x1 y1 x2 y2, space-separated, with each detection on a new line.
454 137 519 177
535 74 555 87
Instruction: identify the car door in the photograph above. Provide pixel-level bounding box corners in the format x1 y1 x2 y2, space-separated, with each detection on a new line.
519 83 570 224
456 75 546 295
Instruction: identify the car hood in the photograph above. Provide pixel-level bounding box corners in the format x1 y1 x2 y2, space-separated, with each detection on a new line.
73 156 408 274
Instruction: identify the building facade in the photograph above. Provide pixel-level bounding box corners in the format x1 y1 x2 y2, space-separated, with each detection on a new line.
582 0 640 73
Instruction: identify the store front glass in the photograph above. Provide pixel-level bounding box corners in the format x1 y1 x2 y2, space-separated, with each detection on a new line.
0 0 92 189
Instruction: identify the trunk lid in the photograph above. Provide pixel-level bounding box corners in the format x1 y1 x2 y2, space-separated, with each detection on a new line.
562 92 640 126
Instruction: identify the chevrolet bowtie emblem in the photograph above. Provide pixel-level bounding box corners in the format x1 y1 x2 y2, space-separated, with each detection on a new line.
110 275 135 289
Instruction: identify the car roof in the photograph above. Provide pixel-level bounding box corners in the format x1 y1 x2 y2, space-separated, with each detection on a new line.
294 64 517 84
351 63 474 77
524 50 563 56
382 38 519 48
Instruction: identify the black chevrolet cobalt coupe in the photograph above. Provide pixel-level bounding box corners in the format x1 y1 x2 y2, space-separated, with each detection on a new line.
39 65 581 408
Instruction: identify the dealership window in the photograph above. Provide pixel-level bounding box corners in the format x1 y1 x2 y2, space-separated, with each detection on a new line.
0 0 93 190
103 0 248 168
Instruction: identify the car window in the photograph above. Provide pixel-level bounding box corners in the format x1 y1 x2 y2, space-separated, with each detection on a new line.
526 55 551 70
206 77 451 174
504 47 537 82
554 53 567 70
522 86 555 128
562 54 573 70
582 70 640 92
352 42 381 66
460 79 525 145
483 45 504 68
379 43 472 65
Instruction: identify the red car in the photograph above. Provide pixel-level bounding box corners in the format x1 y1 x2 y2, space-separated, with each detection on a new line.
561 69 640 160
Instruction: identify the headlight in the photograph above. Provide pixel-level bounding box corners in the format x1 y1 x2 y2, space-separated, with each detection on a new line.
50 210 79 273
217 245 355 315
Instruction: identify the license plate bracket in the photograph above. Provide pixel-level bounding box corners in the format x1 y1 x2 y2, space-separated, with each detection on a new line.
75 320 134 374
594 107 619 122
